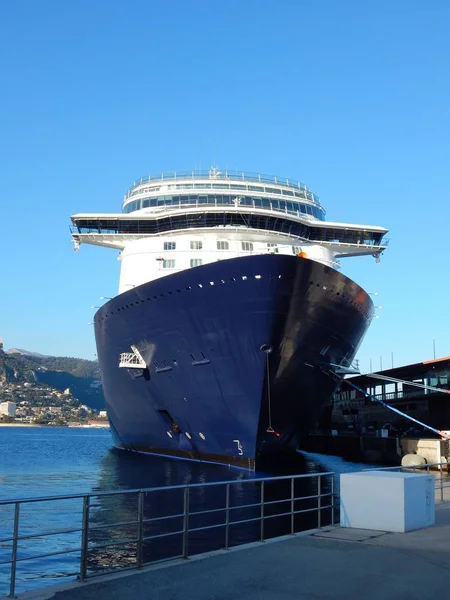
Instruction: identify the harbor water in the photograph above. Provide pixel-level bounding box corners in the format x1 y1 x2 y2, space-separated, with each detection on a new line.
0 426 368 596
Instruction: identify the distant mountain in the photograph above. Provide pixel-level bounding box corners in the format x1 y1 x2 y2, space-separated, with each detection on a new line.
6 348 48 358
0 348 105 410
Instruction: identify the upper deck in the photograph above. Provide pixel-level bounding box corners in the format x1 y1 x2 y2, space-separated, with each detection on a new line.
122 168 325 220
70 167 389 262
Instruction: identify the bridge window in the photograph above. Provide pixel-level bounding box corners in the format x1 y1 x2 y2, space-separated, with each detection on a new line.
164 242 176 250
267 243 278 253
217 240 229 250
163 259 176 269
190 259 202 267
190 240 203 250
241 242 253 251
292 246 302 255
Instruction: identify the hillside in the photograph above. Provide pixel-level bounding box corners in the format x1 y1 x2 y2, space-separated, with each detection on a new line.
0 351 36 383
0 349 105 410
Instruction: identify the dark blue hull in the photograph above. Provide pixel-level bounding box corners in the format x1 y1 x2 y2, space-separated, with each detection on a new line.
94 255 373 469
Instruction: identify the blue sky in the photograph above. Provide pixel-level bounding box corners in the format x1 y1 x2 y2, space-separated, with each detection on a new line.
1 0 449 371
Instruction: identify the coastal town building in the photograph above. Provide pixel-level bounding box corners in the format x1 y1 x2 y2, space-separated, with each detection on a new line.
0 401 16 417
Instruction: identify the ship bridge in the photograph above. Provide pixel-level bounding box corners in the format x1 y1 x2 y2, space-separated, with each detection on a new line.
71 168 389 294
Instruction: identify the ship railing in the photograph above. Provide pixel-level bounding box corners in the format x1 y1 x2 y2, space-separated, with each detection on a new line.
363 461 450 504
125 170 322 205
0 471 335 598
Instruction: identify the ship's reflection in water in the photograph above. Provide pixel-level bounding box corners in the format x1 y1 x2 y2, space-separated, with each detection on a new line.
86 449 334 576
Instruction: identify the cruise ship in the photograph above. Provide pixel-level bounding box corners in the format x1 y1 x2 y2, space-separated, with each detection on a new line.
71 168 388 469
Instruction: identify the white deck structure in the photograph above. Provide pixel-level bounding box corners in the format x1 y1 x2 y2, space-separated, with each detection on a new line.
71 168 389 295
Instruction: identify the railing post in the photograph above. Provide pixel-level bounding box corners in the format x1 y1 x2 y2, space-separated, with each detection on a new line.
260 481 265 542
79 496 90 582
440 463 444 503
290 477 295 535
225 484 230 550
136 491 144 568
9 502 20 599
317 475 322 528
182 487 190 559
331 475 335 526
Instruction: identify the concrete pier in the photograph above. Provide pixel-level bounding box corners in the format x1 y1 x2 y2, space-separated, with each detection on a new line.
17 502 450 600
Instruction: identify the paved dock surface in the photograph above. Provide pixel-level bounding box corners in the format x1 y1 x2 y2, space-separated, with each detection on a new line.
20 503 450 600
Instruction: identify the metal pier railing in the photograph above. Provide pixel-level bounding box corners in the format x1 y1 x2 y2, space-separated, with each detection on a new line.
364 461 450 503
0 471 335 598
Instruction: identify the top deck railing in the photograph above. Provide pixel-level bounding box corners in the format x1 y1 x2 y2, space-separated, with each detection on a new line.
126 170 321 205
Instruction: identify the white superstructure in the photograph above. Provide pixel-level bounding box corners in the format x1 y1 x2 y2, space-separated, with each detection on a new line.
71 168 389 295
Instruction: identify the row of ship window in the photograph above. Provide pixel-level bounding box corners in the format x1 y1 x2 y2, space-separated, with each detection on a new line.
160 243 303 268
122 194 325 221
128 183 319 203
163 241 297 251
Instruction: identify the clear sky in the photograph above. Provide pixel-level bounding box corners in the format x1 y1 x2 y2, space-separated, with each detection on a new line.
1 0 449 372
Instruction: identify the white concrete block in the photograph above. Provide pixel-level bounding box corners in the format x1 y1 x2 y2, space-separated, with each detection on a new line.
340 471 435 532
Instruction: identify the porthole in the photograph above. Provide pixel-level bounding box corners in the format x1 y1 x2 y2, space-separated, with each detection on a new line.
167 431 173 438
185 432 192 440
255 275 261 279
242 276 248 280
199 433 206 440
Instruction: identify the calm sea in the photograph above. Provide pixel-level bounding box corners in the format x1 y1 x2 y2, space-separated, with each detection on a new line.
0 426 367 596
